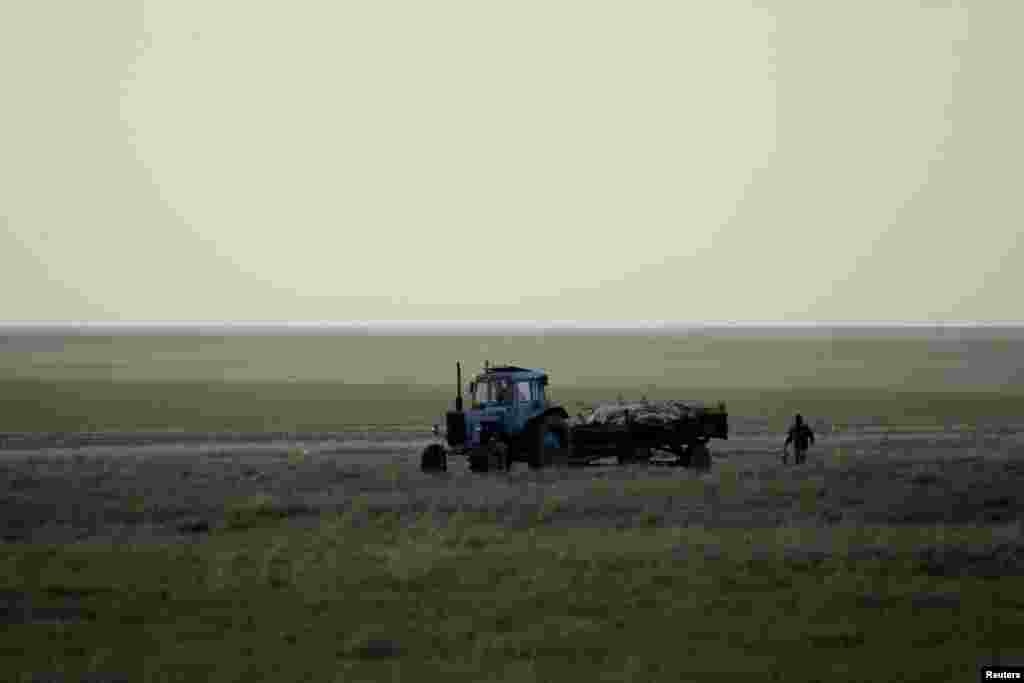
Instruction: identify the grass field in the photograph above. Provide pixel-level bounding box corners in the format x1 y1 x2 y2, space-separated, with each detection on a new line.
2 332 1023 680
3 437 1024 682
4 514 1023 681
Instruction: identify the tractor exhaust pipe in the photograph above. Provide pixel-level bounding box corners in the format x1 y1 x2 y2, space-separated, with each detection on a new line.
455 362 463 412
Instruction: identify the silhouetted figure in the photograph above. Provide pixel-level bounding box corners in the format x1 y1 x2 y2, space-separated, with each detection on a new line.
784 413 815 464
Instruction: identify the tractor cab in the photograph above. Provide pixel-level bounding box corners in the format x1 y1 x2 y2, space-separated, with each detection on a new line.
460 366 549 449
440 364 559 451
469 367 548 410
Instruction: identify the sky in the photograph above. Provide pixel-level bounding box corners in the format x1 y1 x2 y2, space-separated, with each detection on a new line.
2 1 1021 324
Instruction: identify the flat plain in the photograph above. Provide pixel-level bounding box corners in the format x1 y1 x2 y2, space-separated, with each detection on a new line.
3 424 1024 682
2 332 1024 681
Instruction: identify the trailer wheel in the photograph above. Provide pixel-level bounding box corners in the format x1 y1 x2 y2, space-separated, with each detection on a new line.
687 442 712 470
530 416 569 469
420 444 447 472
617 444 650 465
670 444 690 467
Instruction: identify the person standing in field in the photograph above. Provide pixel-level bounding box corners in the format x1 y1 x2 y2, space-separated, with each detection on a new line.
784 413 815 464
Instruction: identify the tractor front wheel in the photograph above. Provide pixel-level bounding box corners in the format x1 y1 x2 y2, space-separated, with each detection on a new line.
420 444 448 472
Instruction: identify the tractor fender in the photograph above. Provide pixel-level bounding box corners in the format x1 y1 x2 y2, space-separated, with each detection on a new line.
531 406 569 425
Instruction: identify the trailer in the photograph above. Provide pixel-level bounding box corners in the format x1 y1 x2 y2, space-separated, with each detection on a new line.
420 362 728 472
567 400 729 468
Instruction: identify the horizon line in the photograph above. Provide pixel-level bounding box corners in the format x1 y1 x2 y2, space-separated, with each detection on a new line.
4 319 1024 326
2 320 1024 337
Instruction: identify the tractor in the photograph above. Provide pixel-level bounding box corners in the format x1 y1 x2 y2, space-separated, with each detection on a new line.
420 362 571 472
420 361 729 473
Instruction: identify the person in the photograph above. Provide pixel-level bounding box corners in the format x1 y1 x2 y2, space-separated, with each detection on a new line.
783 413 815 465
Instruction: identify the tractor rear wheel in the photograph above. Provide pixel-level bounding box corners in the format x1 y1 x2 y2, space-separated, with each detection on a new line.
420 444 447 472
490 441 511 471
469 440 509 473
529 416 570 469
468 447 489 472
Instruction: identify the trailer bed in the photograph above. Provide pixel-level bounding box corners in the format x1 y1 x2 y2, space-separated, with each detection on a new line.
568 400 728 466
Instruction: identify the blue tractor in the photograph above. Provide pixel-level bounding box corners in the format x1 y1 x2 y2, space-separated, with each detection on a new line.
420 362 571 472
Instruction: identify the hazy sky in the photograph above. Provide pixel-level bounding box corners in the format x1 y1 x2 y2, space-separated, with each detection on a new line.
2 1 1020 323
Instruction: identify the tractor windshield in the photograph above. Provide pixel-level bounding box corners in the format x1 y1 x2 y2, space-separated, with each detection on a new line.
473 378 513 404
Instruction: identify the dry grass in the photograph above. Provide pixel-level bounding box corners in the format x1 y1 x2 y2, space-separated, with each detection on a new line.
2 427 1024 680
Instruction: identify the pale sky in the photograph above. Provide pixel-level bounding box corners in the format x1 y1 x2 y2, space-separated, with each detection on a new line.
2 1 1020 323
